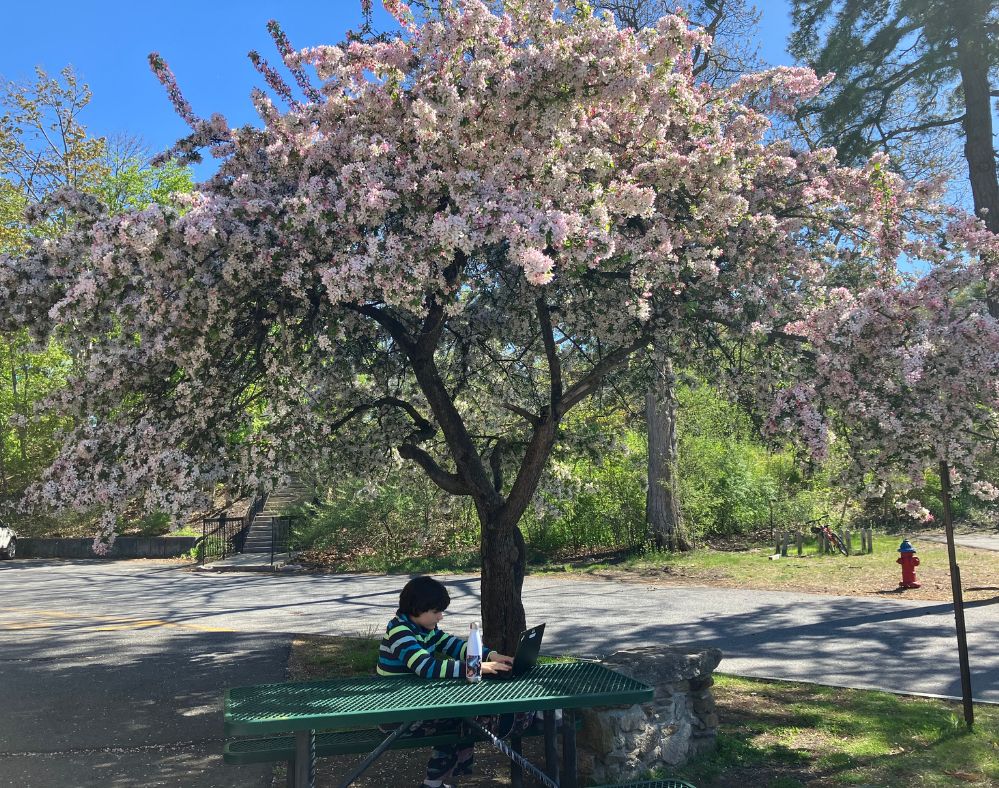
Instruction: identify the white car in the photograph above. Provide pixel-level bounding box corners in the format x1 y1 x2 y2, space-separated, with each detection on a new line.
0 523 16 559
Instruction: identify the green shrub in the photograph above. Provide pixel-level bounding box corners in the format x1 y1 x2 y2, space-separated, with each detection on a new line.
917 468 972 523
521 427 646 556
292 471 481 570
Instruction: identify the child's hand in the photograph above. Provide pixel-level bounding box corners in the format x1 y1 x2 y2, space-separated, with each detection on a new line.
481 660 512 675
486 651 514 665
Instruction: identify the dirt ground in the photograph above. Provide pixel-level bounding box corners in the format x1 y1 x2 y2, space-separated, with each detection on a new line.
276 738 551 788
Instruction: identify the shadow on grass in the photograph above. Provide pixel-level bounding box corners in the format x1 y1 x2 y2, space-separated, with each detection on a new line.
674 678 993 788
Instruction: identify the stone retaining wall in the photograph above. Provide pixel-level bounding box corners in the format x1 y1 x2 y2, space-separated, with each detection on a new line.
577 645 722 785
17 536 197 559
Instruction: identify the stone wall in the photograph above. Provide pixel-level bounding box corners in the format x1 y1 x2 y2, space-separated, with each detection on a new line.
17 537 197 559
577 645 722 785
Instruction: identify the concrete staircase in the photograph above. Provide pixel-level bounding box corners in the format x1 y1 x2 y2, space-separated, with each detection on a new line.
241 478 315 555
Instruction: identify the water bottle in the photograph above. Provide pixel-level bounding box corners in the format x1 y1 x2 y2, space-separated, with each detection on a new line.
465 622 483 683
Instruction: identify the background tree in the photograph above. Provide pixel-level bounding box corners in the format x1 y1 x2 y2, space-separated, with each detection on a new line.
0 1 986 649
596 0 762 552
97 134 193 215
789 0 999 314
595 0 762 80
0 67 192 506
644 343 691 549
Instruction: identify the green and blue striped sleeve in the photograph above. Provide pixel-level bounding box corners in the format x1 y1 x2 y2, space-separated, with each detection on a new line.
376 618 462 678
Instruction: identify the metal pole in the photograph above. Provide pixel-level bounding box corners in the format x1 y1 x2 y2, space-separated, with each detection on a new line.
939 460 974 728
338 721 418 787
294 729 315 788
463 718 559 788
562 709 577 788
543 709 559 783
220 514 229 558
510 733 523 788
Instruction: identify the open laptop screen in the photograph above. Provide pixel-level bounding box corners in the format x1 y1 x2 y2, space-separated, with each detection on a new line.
510 623 545 677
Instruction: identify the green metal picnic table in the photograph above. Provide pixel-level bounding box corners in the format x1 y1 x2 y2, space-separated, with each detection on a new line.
225 660 654 788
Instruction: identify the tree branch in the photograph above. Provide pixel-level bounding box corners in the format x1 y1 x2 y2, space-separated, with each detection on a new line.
536 298 563 405
320 393 468 494
559 333 651 415
501 401 540 427
326 395 433 439
348 303 416 352
397 443 471 495
489 438 507 493
882 113 966 138
416 251 464 356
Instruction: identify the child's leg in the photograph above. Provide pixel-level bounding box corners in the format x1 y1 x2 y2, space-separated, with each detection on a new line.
423 743 463 787
451 744 475 777
480 711 537 740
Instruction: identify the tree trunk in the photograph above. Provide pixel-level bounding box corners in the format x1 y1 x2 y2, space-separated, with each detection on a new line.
0 434 7 497
476 416 556 652
479 519 528 653
10 355 26 463
646 351 692 552
955 9 999 316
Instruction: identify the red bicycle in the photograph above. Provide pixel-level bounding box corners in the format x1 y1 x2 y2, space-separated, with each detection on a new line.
808 514 849 556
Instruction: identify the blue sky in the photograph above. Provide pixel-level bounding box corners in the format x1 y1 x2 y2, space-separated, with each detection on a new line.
2 1 795 178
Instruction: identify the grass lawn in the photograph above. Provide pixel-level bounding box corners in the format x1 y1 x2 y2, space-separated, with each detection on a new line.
289 635 999 787
676 674 999 788
294 525 999 604
539 533 999 603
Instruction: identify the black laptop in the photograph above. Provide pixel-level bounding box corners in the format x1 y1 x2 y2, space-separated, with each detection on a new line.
489 623 545 679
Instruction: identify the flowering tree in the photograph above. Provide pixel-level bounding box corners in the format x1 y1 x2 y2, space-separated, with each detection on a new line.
775 204 999 514
1 0 995 648
0 67 191 504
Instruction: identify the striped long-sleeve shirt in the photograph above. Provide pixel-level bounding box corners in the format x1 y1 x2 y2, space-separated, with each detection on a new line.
377 614 489 679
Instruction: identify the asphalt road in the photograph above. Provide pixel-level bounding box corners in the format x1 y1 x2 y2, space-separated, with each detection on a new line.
2 559 998 785
0 561 288 787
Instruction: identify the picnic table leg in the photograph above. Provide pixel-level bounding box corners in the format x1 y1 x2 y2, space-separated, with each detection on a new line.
561 710 577 788
544 709 559 783
293 729 316 788
509 733 523 787
337 720 419 788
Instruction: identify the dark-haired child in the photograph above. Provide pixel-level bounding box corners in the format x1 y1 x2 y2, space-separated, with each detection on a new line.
378 575 513 788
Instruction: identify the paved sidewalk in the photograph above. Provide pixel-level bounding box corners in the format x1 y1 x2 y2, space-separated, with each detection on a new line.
199 552 295 572
920 531 999 552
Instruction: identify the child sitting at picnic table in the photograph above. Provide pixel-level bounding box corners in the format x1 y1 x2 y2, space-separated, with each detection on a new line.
378 575 519 788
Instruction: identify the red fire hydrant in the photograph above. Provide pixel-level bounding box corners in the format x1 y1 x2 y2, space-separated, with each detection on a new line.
897 539 921 589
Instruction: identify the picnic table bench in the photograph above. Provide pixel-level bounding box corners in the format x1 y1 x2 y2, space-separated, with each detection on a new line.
593 781 696 788
224 660 654 787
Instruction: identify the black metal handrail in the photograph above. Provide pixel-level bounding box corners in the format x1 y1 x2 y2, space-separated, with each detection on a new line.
200 493 267 563
270 515 293 566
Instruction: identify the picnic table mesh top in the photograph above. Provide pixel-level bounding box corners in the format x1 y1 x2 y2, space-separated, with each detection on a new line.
225 660 653 736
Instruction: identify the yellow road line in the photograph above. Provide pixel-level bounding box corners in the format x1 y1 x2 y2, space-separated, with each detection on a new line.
0 607 232 633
